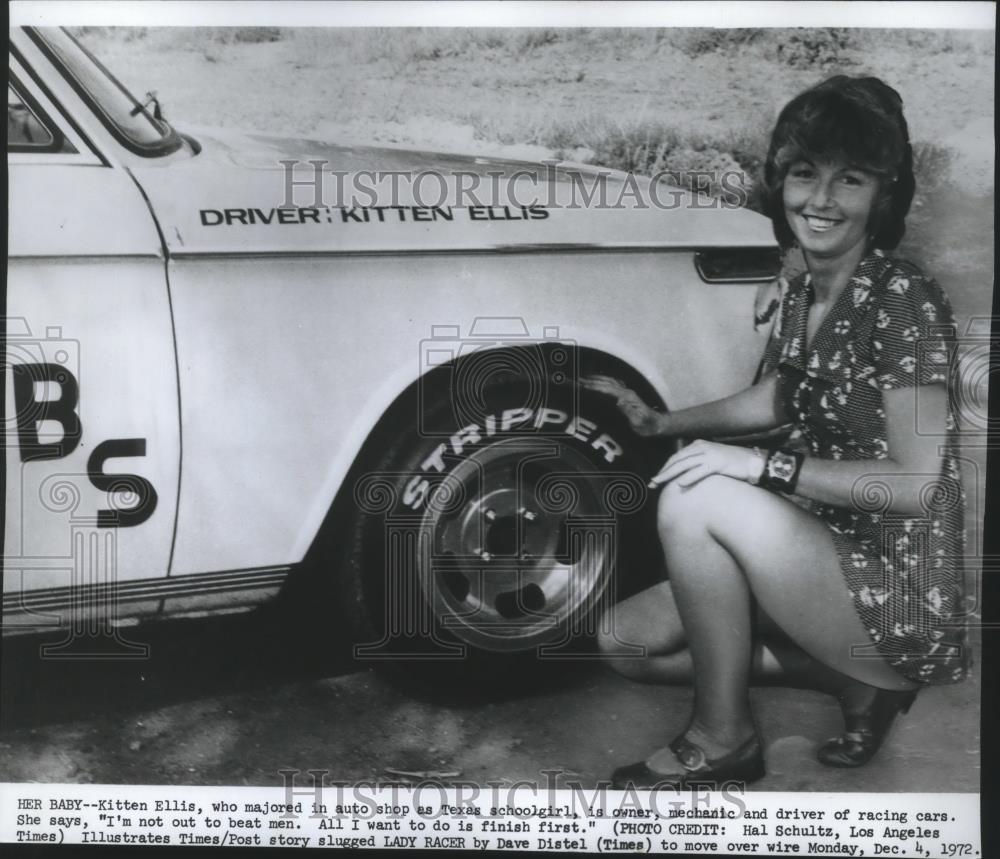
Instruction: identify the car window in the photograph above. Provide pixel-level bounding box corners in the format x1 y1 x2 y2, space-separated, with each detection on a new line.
27 27 181 157
7 84 51 146
7 79 75 153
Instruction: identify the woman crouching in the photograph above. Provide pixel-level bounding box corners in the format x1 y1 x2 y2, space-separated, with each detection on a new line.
583 75 969 790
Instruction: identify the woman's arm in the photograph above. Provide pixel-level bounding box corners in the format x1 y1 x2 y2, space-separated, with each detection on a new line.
650 384 949 518
793 383 948 516
581 372 787 438
658 372 787 437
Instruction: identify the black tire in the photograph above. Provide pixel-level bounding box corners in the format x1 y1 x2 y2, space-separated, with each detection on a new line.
342 349 666 692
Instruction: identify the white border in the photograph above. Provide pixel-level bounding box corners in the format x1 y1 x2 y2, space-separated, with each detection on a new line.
9 1 998 30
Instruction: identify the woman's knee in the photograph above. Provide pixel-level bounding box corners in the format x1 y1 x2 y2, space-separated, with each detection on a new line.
596 584 685 659
595 605 620 657
656 474 735 535
597 613 664 681
596 604 644 659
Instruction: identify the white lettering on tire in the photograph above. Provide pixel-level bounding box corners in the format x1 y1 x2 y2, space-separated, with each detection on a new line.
420 443 448 473
565 416 596 442
591 432 624 464
403 475 431 509
533 407 568 429
449 424 483 456
404 411 623 510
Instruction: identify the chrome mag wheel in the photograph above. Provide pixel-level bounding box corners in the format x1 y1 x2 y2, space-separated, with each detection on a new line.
419 437 613 652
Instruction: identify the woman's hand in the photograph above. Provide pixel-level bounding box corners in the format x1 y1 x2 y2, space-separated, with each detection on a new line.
580 375 667 437
649 440 765 489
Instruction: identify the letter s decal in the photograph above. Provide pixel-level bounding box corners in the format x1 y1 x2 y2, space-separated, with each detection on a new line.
87 439 158 527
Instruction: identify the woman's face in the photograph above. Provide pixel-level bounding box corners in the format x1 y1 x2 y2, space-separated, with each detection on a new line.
782 157 880 264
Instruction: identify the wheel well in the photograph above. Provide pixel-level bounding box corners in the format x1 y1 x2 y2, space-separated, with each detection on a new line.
299 345 666 571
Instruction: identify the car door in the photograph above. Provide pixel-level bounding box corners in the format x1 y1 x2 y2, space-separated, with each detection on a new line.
4 52 179 642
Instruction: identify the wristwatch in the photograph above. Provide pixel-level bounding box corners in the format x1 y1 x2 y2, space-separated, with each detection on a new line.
760 449 805 493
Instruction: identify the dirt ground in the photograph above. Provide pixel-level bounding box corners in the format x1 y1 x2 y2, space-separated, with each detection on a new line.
0 608 980 792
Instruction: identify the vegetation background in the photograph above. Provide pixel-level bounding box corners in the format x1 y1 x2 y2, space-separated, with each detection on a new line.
75 26 992 296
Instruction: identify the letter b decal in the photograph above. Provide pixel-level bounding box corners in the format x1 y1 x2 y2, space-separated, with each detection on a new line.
13 362 82 461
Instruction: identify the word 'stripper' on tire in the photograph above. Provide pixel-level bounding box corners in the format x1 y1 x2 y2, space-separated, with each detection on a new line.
344 362 664 685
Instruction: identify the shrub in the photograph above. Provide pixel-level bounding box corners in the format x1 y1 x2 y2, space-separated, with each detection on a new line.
774 29 854 68
227 27 283 44
673 28 766 58
69 26 148 43
911 142 953 192
660 146 751 201
512 29 559 53
556 121 764 204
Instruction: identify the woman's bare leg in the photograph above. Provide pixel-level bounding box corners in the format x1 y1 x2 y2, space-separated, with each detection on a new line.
656 483 758 758
598 582 850 691
601 474 916 766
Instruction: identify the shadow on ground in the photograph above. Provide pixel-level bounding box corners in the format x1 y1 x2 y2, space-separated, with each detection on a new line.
0 594 980 792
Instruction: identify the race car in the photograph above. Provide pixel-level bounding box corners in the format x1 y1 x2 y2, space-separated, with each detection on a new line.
5 26 780 675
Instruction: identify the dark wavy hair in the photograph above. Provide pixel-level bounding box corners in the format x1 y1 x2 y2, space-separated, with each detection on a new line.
761 75 915 250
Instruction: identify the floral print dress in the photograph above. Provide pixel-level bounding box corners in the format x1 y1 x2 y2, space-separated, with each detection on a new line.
761 249 969 685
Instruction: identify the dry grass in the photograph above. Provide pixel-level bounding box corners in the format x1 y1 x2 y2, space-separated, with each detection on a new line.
70 25 990 206
73 25 994 64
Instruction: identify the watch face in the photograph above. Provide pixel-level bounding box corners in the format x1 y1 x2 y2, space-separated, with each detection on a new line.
768 452 796 482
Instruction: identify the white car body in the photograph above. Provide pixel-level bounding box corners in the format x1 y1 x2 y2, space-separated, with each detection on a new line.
5 27 778 645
